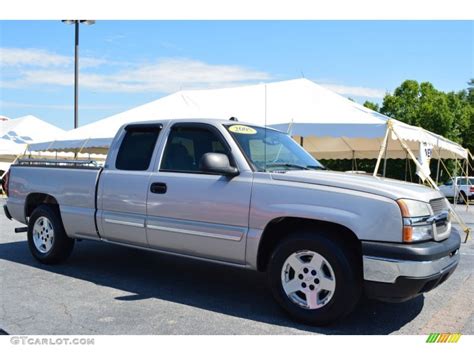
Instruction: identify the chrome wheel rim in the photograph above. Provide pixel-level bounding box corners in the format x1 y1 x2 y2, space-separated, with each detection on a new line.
32 217 54 254
281 250 336 310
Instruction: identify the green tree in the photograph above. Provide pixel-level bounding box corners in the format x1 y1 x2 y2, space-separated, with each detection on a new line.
380 80 469 143
363 100 380 112
457 80 474 153
381 80 420 126
468 78 474 105
325 79 474 179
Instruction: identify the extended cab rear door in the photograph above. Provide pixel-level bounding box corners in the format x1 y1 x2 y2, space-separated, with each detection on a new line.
145 122 253 264
97 123 162 246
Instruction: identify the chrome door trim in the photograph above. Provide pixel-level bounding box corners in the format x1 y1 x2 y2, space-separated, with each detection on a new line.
104 218 145 228
146 223 242 241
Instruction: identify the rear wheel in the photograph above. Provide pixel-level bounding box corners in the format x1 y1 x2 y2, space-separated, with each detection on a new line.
457 191 467 204
27 205 74 264
267 231 362 325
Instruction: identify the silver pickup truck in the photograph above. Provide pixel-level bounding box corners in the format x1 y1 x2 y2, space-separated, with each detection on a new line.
3 119 461 325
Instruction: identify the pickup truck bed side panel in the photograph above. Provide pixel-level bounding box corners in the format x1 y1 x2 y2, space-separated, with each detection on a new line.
8 166 100 239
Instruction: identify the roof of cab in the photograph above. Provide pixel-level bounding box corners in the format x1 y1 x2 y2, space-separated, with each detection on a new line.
122 118 282 132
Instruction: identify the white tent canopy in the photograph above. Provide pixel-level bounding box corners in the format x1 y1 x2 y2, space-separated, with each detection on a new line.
0 115 65 163
29 79 468 159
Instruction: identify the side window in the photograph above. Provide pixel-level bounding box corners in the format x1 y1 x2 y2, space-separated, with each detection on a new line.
161 125 232 173
116 126 161 171
445 179 453 186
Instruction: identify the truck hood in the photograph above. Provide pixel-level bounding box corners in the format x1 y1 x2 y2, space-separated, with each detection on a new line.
271 170 443 202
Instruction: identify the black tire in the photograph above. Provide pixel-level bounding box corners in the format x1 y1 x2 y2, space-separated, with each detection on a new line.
267 230 362 325
27 205 74 264
457 192 467 205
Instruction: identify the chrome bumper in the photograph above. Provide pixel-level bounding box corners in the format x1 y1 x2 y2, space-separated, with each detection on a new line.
362 228 461 284
363 250 460 283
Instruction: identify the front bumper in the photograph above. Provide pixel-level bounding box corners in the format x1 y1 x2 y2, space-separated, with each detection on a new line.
362 228 461 302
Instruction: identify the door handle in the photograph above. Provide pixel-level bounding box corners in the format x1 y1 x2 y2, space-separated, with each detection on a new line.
150 182 167 194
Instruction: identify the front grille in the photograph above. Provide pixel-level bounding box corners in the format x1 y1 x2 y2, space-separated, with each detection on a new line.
430 198 450 240
436 222 449 235
430 198 449 215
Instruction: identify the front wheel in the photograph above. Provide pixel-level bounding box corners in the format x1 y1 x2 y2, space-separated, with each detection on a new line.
267 231 362 325
27 205 74 264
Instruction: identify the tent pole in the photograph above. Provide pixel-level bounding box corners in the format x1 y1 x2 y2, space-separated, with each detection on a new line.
466 158 469 209
454 157 459 205
390 125 470 243
404 152 408 181
467 150 474 173
435 148 441 184
409 158 413 182
382 133 389 177
373 122 391 177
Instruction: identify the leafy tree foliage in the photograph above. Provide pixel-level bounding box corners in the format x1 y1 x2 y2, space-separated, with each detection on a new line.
379 80 471 144
323 79 474 180
363 100 379 111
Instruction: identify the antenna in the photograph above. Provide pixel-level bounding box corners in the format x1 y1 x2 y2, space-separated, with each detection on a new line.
287 118 294 135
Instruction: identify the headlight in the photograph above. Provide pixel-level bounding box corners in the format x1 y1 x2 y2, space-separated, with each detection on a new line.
396 199 434 243
397 199 432 217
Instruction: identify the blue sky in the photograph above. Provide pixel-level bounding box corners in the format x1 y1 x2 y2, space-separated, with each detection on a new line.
0 20 472 130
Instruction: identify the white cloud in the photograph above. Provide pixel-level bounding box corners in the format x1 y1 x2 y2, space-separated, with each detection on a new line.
113 58 271 92
321 83 387 99
0 48 70 67
2 57 272 93
1 47 383 99
0 47 106 68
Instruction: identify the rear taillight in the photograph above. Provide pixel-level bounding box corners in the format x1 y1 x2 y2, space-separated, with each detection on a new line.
470 186 474 193
1 170 10 197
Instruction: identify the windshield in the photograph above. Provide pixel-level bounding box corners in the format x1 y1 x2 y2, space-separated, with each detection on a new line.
225 124 325 172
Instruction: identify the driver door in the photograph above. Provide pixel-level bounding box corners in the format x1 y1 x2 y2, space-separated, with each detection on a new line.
145 123 253 264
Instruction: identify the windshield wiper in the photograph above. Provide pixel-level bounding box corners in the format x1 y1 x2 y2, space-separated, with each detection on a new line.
265 163 310 171
307 165 327 170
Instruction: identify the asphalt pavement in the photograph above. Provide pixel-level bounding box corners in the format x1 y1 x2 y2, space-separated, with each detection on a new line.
0 198 472 335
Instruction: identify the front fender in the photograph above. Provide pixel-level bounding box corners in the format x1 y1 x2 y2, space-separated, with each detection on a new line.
249 178 403 243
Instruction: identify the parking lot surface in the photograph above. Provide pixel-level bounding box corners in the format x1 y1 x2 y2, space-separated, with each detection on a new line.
0 198 473 335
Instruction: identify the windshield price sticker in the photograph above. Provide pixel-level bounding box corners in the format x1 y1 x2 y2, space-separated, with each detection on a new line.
229 125 257 134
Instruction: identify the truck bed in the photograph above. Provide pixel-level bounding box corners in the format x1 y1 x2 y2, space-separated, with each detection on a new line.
7 162 102 240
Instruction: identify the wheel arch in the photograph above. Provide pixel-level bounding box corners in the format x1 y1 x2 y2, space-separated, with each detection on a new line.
256 216 362 272
25 193 59 219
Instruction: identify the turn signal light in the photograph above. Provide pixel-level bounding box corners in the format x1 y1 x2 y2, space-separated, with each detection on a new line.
396 199 410 218
403 225 413 242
